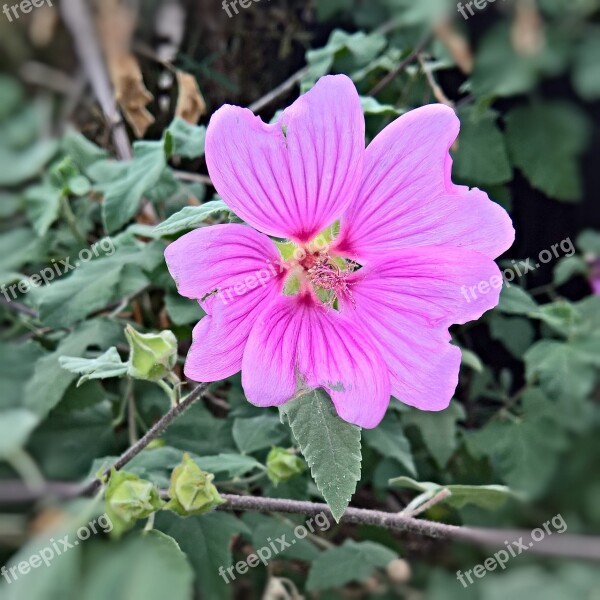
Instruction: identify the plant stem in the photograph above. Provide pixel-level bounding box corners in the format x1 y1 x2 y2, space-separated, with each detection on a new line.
77 382 209 496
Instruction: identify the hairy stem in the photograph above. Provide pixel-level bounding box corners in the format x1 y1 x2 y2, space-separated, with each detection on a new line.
77 382 209 496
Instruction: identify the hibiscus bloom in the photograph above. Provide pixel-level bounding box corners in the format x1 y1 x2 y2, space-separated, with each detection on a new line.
165 75 514 428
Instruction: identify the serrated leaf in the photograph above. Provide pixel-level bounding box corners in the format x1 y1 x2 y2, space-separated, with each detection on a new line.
153 201 229 236
59 347 128 386
306 540 396 591
280 389 361 521
389 477 516 510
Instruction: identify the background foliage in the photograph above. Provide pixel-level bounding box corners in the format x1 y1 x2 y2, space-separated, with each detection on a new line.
0 0 599 598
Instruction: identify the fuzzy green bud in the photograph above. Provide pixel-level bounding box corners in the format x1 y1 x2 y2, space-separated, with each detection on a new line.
104 469 164 537
165 454 225 516
266 447 305 484
125 325 178 382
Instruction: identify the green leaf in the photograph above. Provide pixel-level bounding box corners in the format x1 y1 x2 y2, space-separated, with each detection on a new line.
165 291 204 325
153 201 230 236
577 229 600 255
23 184 62 236
24 319 123 417
470 23 568 97
101 447 262 487
573 33 600 100
402 401 465 469
553 255 588 286
165 118 207 159
0 76 23 122
306 540 397 591
157 512 249 599
303 29 387 87
525 339 598 402
100 141 167 233
496 285 538 316
242 513 321 562
280 389 361 522
0 140 58 187
452 108 512 186
505 103 590 202
232 415 287 454
467 389 570 497
196 453 264 478
489 315 535 358
0 408 39 459
389 477 516 510
61 128 108 171
360 96 404 117
0 341 45 410
35 243 163 328
59 347 128 386
81 531 193 600
363 413 416 476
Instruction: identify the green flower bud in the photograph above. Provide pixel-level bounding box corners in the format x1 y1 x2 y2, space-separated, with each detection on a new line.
125 325 178 382
165 454 225 516
104 469 164 537
266 447 305 484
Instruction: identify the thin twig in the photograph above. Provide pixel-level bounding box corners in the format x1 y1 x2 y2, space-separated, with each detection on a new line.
2 482 597 561
59 0 132 160
77 382 209 497
417 54 454 107
248 66 310 114
400 488 452 518
368 32 433 97
173 170 213 186
0 298 37 319
217 495 600 562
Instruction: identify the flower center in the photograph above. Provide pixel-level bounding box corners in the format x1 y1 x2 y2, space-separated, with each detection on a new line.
280 247 358 309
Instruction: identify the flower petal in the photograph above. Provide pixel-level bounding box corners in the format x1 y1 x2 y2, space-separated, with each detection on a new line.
164 223 282 304
343 266 464 411
205 75 365 244
334 104 514 261
165 223 286 382
184 277 282 382
348 246 504 329
242 294 391 428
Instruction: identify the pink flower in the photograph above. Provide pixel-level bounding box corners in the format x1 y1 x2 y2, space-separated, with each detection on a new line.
165 75 514 428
